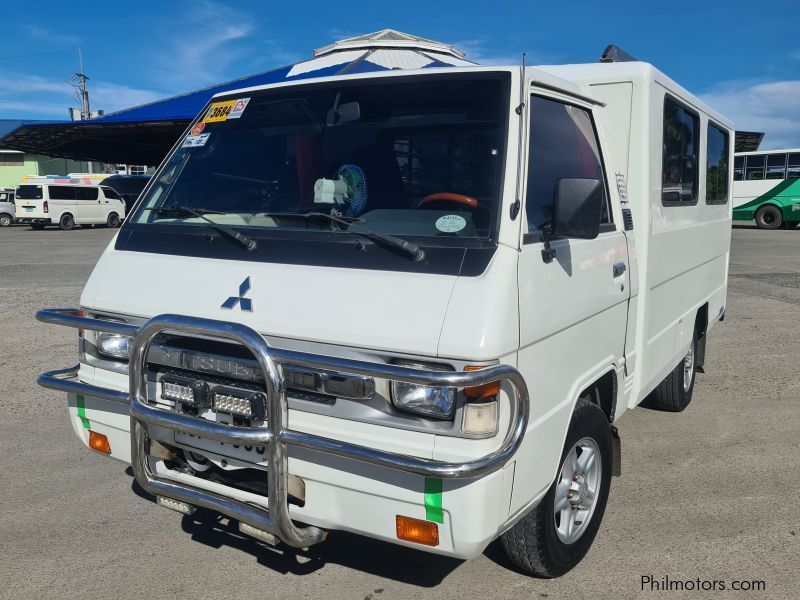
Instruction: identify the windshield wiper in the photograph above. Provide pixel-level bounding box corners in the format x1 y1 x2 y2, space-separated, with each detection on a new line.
264 211 425 262
144 206 256 250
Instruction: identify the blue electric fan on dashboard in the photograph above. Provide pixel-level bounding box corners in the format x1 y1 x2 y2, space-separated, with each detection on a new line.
335 164 368 218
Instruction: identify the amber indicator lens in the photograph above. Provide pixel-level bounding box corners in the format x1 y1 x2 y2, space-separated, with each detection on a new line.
396 515 439 546
88 431 111 454
464 365 501 398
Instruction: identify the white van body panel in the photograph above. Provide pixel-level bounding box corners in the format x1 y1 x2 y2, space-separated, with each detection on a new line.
540 62 733 406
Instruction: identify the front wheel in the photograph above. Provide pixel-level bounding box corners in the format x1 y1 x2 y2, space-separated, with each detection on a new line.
0 213 11 227
501 399 612 577
755 205 783 229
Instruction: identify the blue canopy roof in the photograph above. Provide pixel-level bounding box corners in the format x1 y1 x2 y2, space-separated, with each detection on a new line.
0 30 475 164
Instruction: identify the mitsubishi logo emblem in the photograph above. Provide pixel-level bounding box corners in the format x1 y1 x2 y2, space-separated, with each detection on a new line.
221 277 253 311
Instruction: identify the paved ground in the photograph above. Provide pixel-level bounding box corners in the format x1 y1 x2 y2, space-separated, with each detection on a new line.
0 223 798 600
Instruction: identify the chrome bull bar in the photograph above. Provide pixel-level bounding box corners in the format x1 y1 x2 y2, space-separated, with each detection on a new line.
36 308 529 548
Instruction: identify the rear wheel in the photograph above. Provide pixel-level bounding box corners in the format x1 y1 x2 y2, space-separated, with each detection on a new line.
645 332 697 412
0 213 11 227
59 213 74 231
106 213 121 228
755 205 783 229
501 399 612 577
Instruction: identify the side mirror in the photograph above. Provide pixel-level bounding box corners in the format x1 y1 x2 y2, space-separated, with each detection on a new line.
541 178 604 264
552 177 604 240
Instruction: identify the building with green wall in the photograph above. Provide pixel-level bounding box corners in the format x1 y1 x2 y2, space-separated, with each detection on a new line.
0 150 96 189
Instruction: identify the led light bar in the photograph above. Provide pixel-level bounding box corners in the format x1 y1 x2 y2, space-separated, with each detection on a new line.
160 376 210 408
157 495 196 515
239 522 278 545
212 387 267 421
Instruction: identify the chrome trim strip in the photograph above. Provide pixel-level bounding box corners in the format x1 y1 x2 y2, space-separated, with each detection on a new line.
36 308 530 547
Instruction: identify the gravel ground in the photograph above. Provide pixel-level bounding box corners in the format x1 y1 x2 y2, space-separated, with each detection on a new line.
0 223 797 600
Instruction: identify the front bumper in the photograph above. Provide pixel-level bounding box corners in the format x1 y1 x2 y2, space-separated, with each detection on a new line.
37 309 529 553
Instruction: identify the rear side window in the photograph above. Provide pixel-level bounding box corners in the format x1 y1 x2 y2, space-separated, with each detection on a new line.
706 124 729 204
49 186 77 200
789 153 800 179
0 192 9 202
75 187 99 200
733 156 744 181
525 95 610 232
662 97 699 205
101 187 121 199
16 185 43 199
745 155 765 180
766 154 787 180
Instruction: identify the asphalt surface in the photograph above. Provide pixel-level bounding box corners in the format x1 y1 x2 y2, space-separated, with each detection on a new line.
0 223 798 599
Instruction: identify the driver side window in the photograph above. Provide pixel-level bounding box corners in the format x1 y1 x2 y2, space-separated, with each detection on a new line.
525 95 610 233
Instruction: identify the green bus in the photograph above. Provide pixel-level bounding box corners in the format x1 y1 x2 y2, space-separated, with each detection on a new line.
733 150 800 229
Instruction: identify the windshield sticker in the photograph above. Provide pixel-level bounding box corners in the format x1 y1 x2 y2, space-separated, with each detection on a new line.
182 133 210 148
202 99 237 123
228 97 250 119
435 214 467 233
190 122 205 136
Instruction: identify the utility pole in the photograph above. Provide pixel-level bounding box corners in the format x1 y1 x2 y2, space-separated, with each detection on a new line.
70 47 93 173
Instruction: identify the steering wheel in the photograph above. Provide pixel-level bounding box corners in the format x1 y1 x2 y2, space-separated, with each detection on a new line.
417 192 486 211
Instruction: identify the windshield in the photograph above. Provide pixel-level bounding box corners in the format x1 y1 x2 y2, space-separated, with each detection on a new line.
16 185 43 200
131 74 509 242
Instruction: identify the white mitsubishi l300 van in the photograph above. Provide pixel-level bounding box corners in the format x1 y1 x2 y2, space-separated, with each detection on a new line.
37 57 733 577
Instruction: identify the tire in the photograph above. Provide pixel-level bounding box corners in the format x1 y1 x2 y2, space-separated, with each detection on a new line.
31 223 45 230
644 332 697 412
755 205 783 230
59 213 74 231
0 213 11 227
501 399 612 578
106 213 121 228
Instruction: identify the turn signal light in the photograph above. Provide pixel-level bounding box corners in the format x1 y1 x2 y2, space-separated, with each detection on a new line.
396 515 439 546
464 365 501 398
88 431 111 454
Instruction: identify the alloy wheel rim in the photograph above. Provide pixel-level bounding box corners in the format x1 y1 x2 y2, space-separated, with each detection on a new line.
683 344 695 392
553 437 602 544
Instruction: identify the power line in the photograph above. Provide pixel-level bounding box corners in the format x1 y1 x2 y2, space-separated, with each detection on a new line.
0 49 76 61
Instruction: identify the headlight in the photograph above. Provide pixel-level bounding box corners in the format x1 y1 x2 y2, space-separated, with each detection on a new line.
97 332 132 359
391 361 455 419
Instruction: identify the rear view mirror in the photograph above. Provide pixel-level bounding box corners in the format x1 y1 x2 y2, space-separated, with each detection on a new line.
326 101 360 126
552 178 604 240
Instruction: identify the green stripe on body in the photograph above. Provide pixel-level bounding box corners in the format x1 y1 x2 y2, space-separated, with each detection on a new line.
734 178 800 214
424 477 444 523
76 394 91 429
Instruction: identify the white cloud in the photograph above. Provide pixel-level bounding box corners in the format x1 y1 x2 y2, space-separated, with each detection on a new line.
20 24 80 46
152 1 254 88
450 38 559 66
0 71 164 117
699 79 800 149
90 83 164 113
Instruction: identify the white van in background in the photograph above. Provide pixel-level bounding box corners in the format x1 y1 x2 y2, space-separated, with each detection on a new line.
0 188 15 227
15 180 126 230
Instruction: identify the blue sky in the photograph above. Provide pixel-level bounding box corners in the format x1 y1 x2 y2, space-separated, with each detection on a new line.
1 0 798 148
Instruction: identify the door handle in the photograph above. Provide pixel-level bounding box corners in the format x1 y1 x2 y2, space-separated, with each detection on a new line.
613 262 626 278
